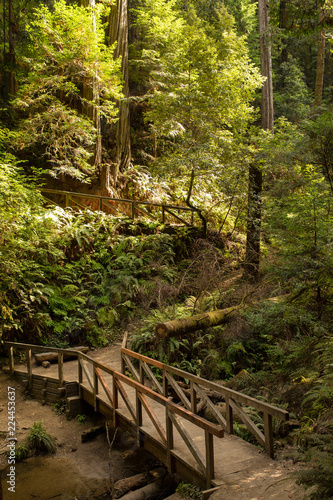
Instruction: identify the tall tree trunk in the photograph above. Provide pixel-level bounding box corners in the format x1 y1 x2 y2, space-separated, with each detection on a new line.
90 0 102 167
278 0 288 67
107 0 131 186
244 0 273 281
259 0 273 132
79 0 102 167
2 0 17 100
314 8 326 107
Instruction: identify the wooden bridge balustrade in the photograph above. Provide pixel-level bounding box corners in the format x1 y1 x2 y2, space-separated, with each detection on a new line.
120 347 289 460
5 341 289 488
79 352 223 487
40 189 206 235
5 341 223 487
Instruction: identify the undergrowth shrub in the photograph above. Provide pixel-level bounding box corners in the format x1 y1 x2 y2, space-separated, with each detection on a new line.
131 304 251 379
27 421 57 455
0 171 193 347
296 435 333 499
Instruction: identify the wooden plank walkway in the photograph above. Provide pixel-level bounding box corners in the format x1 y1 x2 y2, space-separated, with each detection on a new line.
4 342 289 489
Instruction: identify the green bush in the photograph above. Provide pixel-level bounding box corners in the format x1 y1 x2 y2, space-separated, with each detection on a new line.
27 421 57 454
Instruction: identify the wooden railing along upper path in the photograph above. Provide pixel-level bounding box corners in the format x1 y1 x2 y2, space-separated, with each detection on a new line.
4 341 289 488
41 189 207 235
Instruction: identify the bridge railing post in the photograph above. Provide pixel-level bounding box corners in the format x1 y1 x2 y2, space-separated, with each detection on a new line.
58 352 64 386
113 376 119 428
264 411 274 458
166 408 174 473
190 380 197 413
205 430 214 488
93 363 99 412
27 349 32 390
78 355 83 399
9 346 14 375
121 352 126 375
136 362 143 443
163 366 168 397
225 395 233 434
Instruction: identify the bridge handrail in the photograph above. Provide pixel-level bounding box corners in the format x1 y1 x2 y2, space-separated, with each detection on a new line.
4 341 223 486
121 347 289 459
40 188 207 235
40 188 197 212
121 348 288 419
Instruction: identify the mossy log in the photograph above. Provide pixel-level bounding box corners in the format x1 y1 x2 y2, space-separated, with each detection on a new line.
155 306 241 339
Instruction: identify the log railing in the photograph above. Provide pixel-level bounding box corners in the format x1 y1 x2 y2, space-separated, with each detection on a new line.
40 189 206 235
5 341 222 487
120 348 289 459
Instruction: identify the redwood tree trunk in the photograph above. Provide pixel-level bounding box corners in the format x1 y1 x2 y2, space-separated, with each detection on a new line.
80 0 102 167
259 0 273 132
107 0 131 185
314 8 326 107
244 0 273 281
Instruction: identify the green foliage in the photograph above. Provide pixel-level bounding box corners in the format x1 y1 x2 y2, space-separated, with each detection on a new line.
274 56 312 123
15 443 30 462
10 0 122 180
302 109 333 195
0 163 186 346
131 303 246 379
297 434 333 499
76 414 88 425
301 336 333 421
131 0 262 228
176 481 202 500
243 302 324 377
27 421 57 455
53 402 67 416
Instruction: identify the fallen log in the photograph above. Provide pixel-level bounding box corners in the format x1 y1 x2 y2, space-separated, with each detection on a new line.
155 305 241 339
34 346 89 365
81 425 105 443
114 468 166 498
114 472 148 499
117 481 162 500
118 473 179 500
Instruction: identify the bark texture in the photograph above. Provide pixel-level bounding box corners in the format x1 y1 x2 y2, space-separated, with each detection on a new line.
34 347 89 365
314 8 326 107
155 306 241 339
107 0 131 185
80 0 102 166
258 0 273 131
244 0 273 281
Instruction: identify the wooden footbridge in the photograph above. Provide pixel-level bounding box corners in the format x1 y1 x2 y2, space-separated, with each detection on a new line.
40 189 207 235
4 340 289 490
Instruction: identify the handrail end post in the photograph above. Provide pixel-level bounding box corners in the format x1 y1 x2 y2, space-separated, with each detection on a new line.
9 346 14 375
264 412 274 459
